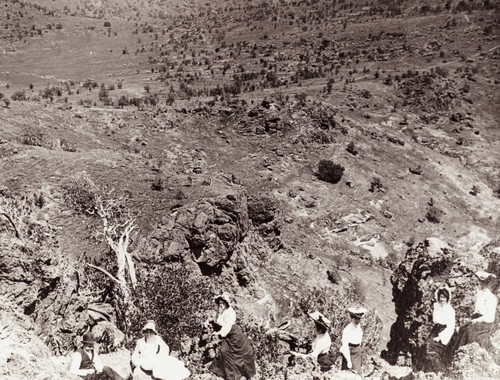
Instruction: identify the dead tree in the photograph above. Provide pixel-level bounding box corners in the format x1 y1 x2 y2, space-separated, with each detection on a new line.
0 195 31 241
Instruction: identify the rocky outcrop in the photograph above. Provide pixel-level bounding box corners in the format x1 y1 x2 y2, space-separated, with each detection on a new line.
139 189 250 273
385 237 497 370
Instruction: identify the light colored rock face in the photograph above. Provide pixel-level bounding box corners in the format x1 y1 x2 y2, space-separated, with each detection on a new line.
0 310 77 380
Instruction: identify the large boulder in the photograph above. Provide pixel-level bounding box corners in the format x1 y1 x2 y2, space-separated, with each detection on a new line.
138 189 252 273
385 238 498 370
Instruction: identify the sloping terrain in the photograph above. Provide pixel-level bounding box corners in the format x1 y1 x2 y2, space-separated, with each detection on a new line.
1 0 499 379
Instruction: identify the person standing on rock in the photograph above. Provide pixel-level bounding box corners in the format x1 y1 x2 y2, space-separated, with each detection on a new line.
131 320 190 380
423 286 455 372
208 292 256 380
69 332 125 379
340 307 367 376
452 271 498 352
289 311 335 372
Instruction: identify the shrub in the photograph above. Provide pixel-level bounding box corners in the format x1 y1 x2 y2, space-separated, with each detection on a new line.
317 160 345 184
104 21 111 27
130 263 216 351
346 142 358 155
11 90 27 101
22 129 46 147
426 206 443 223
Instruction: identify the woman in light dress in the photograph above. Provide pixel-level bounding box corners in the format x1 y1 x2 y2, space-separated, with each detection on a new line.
131 320 190 380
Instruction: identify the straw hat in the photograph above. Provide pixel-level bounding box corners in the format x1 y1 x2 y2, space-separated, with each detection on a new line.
308 311 331 329
142 320 158 334
475 271 497 281
348 307 368 319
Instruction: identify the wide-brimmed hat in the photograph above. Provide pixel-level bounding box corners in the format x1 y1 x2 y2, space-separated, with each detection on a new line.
82 332 95 345
348 307 368 319
214 292 231 306
475 271 497 281
308 311 331 329
142 320 158 334
435 286 452 302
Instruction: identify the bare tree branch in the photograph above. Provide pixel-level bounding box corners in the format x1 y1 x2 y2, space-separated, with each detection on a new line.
87 263 121 284
0 212 22 240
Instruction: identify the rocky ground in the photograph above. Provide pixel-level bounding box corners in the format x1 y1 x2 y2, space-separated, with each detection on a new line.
1 0 500 379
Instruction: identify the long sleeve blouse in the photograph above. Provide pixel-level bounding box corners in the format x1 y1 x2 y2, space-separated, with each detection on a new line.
432 302 455 345
310 333 332 359
131 335 170 371
473 289 498 324
340 322 363 364
216 306 236 338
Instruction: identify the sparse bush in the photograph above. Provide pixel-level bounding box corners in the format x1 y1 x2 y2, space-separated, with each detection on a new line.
426 206 444 223
369 177 383 192
317 160 345 184
151 176 164 191
11 90 27 101
346 142 358 155
104 21 111 27
22 129 47 147
469 185 480 196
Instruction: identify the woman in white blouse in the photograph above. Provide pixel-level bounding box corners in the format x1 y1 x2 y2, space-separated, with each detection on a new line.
340 307 367 375
423 286 455 372
289 311 334 372
131 320 190 380
208 292 256 380
453 271 498 352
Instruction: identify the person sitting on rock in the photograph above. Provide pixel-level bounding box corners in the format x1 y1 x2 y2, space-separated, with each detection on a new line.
69 332 125 379
208 292 256 380
340 307 367 375
452 271 498 352
131 320 190 380
423 286 455 372
289 311 335 372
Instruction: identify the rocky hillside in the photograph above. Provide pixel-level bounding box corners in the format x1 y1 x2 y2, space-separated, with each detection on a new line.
1 0 499 379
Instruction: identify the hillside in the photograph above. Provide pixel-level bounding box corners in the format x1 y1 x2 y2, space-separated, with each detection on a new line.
1 0 499 379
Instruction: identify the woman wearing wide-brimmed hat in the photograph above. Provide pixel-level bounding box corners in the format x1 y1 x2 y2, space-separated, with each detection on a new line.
452 271 498 352
423 286 455 372
289 311 335 372
131 320 190 380
340 307 367 375
208 292 256 380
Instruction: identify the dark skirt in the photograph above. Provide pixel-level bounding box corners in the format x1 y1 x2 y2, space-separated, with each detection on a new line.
423 323 452 372
209 324 256 380
341 345 362 375
453 321 495 351
317 352 335 372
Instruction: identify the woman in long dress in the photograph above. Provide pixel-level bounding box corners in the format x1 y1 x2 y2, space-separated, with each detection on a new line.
340 307 367 375
452 271 498 352
208 292 256 380
289 311 334 372
423 286 455 372
131 320 190 380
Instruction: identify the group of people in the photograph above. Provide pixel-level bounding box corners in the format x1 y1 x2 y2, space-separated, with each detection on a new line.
423 270 498 372
290 306 368 375
69 270 498 379
69 292 255 380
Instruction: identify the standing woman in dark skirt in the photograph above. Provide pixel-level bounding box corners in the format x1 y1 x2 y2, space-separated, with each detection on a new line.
208 292 256 380
340 307 367 376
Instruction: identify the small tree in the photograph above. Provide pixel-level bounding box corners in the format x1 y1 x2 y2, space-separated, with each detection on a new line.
317 160 345 184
